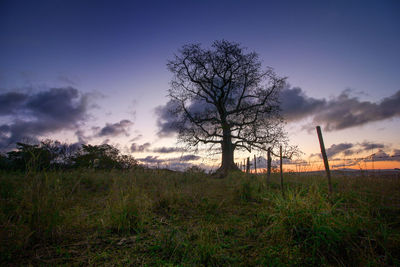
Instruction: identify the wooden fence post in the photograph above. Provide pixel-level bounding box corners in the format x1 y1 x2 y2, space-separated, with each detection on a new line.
246 157 250 173
254 155 257 174
316 126 333 195
267 147 271 184
280 145 284 197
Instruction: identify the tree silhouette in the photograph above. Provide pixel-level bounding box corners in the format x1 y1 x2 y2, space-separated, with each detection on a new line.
73 144 138 169
0 140 138 171
6 142 54 171
73 144 120 169
167 40 288 175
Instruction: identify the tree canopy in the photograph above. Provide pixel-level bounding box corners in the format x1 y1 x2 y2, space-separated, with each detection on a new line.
0 140 138 171
166 40 289 174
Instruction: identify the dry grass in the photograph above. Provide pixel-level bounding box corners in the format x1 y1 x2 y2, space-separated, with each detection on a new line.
1 169 399 266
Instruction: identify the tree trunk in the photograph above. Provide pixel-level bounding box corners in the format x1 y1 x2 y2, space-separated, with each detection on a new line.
216 125 239 176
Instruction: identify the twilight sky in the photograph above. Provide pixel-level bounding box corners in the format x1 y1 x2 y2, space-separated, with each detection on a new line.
1 0 399 170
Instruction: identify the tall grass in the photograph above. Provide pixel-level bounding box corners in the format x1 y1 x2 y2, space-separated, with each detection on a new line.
0 169 399 265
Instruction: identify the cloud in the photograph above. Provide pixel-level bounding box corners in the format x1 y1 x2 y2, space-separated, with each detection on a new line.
180 154 200 161
325 143 354 157
280 87 325 121
155 97 224 138
138 154 200 163
360 141 385 151
137 155 162 163
313 90 400 131
311 140 400 165
75 129 90 144
0 92 28 115
154 100 182 137
0 87 91 150
393 149 400 155
158 87 400 135
152 146 185 153
130 134 143 142
96 119 133 137
364 149 400 162
137 155 195 170
280 87 400 131
130 142 151 152
137 154 200 170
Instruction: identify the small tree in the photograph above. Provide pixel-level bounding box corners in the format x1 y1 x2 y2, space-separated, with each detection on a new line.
167 40 289 175
73 144 120 169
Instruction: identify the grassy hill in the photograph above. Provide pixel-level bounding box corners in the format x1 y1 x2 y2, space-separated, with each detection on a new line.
1 169 399 266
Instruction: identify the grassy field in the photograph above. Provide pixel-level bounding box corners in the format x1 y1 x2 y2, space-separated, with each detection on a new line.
1 168 400 266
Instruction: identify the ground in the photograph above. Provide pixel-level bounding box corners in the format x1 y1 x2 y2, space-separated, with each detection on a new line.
1 169 400 266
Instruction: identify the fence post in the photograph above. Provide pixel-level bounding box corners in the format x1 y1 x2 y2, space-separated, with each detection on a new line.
280 145 284 197
246 157 250 173
316 126 333 195
267 147 271 184
254 155 257 174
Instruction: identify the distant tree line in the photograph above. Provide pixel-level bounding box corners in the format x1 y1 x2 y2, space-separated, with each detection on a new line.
0 140 138 172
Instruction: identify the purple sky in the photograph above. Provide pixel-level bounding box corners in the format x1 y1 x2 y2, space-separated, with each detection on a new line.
1 0 399 169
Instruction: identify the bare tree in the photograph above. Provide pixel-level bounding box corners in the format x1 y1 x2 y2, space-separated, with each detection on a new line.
167 40 289 175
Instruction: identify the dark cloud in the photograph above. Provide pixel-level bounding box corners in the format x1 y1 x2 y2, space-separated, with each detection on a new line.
152 146 185 153
365 150 400 162
310 141 396 162
158 87 400 135
180 154 200 161
137 155 195 170
393 149 400 155
325 143 354 158
154 97 227 138
97 119 133 137
360 141 385 151
342 149 356 156
280 87 325 121
138 156 162 163
311 144 352 159
0 124 10 134
0 87 91 150
0 92 28 115
130 142 151 152
313 90 400 131
280 88 400 131
156 87 324 137
26 88 89 122
154 100 181 137
75 129 90 144
129 133 143 142
137 154 200 168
